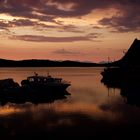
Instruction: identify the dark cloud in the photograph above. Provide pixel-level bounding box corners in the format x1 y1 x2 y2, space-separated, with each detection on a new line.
0 19 86 35
0 0 55 22
49 0 112 16
92 26 102 29
10 33 100 42
98 0 140 32
99 9 140 32
10 19 38 27
0 0 112 19
0 19 10 34
0 19 38 28
58 25 85 33
0 19 9 28
53 49 82 55
0 0 140 32
37 23 85 33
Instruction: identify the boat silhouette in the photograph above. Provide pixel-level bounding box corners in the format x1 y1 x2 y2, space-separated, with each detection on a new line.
21 72 71 92
0 73 71 105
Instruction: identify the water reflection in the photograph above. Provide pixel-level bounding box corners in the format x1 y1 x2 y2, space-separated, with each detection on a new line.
0 68 140 138
0 101 140 138
0 91 69 106
101 70 140 107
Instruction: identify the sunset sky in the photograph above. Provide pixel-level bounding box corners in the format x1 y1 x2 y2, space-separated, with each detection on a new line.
0 0 140 62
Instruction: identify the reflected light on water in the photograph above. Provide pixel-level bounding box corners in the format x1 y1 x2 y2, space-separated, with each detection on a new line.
0 104 21 116
0 67 140 138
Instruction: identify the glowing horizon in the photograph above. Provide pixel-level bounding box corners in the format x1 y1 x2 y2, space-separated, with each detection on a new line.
0 0 140 62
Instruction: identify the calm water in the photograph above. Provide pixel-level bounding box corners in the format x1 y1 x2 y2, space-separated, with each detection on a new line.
0 67 140 138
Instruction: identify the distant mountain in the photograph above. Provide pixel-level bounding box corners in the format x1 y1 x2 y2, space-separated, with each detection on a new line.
3 38 139 67
99 61 109 64
0 59 104 67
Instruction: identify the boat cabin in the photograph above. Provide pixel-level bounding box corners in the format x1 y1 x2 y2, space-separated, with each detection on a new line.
27 76 62 83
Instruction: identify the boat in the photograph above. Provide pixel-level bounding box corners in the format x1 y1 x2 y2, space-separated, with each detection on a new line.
21 72 71 92
0 73 71 104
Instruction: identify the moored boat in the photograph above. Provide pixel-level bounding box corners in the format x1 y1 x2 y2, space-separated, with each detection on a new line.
21 72 71 92
0 73 71 104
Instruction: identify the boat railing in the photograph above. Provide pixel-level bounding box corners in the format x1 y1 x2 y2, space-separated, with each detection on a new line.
62 80 71 84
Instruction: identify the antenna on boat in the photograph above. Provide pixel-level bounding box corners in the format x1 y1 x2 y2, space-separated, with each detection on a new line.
34 72 38 76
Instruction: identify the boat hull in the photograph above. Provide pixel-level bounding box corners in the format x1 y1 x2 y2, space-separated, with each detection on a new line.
23 83 70 92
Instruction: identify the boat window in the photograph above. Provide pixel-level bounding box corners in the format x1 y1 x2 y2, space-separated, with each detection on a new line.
29 78 34 82
55 79 61 82
46 78 54 82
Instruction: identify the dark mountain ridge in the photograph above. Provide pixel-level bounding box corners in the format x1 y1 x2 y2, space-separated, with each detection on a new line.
0 59 103 67
111 38 140 67
1 38 139 67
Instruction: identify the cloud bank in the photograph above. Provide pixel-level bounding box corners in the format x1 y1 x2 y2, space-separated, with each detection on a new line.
0 0 140 42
